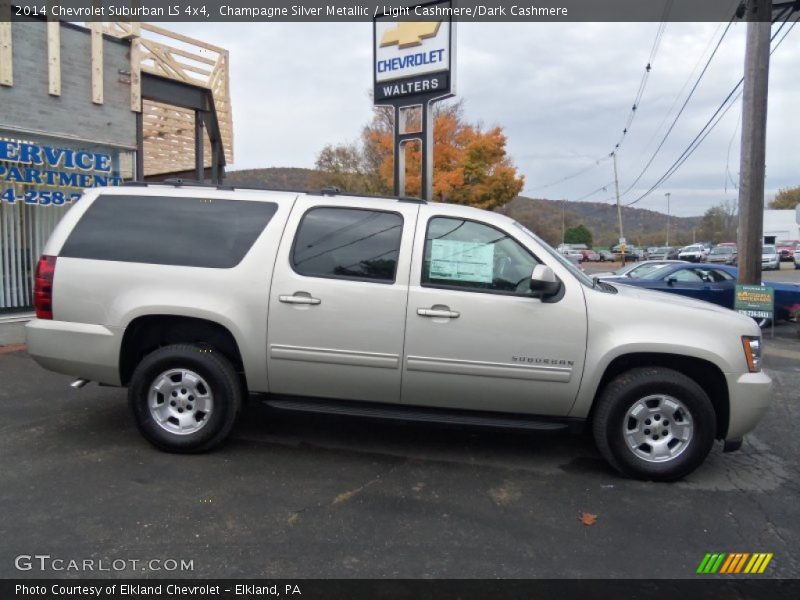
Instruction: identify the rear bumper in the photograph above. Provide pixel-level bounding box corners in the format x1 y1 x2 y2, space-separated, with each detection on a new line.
724 371 772 440
25 319 122 385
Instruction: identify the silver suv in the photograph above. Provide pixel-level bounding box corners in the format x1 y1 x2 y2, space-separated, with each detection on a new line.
26 184 772 481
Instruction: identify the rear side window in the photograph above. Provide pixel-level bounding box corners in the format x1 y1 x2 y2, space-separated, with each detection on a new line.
291 207 403 283
60 195 277 268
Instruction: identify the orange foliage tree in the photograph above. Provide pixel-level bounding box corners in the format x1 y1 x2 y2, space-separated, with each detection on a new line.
315 101 524 211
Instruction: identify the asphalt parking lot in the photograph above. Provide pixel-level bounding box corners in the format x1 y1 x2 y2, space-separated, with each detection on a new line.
1 322 798 580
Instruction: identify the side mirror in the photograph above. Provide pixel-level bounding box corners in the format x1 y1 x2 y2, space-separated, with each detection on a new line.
667 277 676 286
530 265 562 298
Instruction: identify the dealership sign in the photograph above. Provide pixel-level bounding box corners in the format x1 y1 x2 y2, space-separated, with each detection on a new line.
734 285 774 321
373 1 454 102
0 140 121 206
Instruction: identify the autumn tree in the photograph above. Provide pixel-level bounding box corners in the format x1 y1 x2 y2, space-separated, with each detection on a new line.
768 185 800 209
311 142 389 195
314 100 524 211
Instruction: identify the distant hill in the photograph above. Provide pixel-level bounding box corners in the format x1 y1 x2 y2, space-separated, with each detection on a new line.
223 167 701 248
499 196 702 248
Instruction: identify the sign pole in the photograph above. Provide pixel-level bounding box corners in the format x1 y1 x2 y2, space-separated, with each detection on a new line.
374 2 455 201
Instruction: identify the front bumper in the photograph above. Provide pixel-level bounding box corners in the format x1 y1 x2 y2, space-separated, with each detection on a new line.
724 370 772 440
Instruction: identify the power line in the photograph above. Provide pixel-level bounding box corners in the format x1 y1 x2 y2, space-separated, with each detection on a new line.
638 18 729 157
573 181 615 202
618 17 736 197
523 156 609 193
625 16 797 208
611 1 673 154
568 4 672 202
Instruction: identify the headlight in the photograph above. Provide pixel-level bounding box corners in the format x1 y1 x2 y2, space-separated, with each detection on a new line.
741 336 762 373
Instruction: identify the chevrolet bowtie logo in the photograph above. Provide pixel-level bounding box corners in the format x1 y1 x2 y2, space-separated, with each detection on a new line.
380 22 441 49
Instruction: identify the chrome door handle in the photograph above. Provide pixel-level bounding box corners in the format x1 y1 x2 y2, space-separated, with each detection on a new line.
417 307 460 319
279 293 321 305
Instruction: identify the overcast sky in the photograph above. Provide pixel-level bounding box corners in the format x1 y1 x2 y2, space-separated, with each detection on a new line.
166 21 799 217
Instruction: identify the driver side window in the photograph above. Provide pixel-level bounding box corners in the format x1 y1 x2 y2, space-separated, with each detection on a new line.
422 217 539 296
669 268 703 283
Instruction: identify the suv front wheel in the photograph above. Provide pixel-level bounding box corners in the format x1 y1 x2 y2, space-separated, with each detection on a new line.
592 367 716 481
129 344 243 452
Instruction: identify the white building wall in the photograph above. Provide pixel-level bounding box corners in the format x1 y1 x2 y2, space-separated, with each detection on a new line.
763 209 800 242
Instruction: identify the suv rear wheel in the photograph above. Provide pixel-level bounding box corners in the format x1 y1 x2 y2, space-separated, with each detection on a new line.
592 367 716 481
129 344 242 452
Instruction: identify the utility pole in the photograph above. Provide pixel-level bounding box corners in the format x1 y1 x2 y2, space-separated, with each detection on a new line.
665 192 671 246
612 152 625 265
737 0 772 285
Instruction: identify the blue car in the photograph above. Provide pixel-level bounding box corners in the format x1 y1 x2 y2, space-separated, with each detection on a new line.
604 263 800 322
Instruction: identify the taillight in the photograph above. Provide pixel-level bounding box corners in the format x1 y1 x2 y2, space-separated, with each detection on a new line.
34 255 57 320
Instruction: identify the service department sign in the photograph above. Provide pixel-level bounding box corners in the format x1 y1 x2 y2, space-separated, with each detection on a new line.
373 1 455 102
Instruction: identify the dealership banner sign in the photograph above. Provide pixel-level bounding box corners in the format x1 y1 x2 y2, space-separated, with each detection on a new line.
0 140 122 206
373 1 454 102
734 285 774 321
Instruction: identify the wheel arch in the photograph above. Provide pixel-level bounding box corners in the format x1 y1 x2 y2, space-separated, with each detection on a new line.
588 352 729 440
119 315 246 389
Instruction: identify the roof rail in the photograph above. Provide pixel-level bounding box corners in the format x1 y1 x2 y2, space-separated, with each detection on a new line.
119 180 429 204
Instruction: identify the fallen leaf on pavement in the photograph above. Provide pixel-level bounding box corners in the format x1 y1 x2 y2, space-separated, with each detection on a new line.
579 512 598 526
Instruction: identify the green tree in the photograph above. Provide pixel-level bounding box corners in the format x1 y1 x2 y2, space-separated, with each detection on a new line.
768 186 800 209
697 201 737 243
564 224 593 246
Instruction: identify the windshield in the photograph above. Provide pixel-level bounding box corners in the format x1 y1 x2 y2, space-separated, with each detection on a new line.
513 221 595 287
683 245 702 252
641 266 680 280
626 263 671 278
763 245 776 254
711 247 732 254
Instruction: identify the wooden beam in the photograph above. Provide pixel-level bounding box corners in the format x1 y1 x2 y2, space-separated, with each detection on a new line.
130 36 141 111
90 22 103 104
0 1 12 86
47 20 61 96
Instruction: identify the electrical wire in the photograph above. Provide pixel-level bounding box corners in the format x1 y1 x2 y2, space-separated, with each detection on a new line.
625 16 797 207
523 156 609 193
618 18 736 197
611 0 673 154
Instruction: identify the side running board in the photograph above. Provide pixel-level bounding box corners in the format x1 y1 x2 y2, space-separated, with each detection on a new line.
263 396 578 432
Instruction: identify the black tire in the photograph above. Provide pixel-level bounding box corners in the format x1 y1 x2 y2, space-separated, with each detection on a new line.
128 344 243 453
592 367 716 481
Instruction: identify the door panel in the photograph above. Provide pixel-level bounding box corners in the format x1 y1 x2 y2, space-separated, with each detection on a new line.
267 197 419 403
401 208 588 416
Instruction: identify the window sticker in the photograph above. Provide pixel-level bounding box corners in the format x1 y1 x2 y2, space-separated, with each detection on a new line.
429 239 495 283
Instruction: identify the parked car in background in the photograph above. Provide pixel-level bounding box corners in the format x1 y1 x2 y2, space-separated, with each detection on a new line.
776 240 800 261
706 245 737 265
604 263 800 323
611 245 639 262
647 246 680 260
761 245 780 271
562 248 584 262
678 244 707 263
593 260 687 279
795 247 800 270
717 242 737 247
597 250 615 262
581 249 600 262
